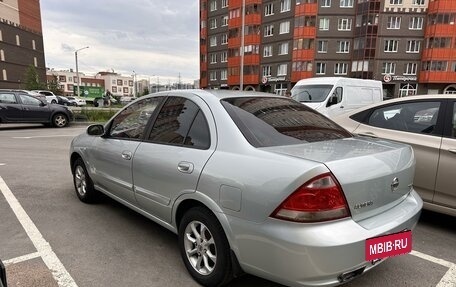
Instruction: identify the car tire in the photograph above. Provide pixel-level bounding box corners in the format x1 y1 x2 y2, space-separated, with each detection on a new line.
178 207 233 287
52 113 68 128
72 158 99 203
51 100 57 104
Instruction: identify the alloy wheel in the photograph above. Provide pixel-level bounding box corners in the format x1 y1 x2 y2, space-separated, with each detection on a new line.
74 165 87 197
184 220 217 276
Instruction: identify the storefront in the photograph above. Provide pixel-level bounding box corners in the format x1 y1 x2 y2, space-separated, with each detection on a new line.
382 74 418 98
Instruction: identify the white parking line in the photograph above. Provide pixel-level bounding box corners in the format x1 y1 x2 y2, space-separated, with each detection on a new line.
0 177 78 287
410 250 456 287
0 163 5 166
4 252 41 266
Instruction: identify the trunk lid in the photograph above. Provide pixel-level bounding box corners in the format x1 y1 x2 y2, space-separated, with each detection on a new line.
263 137 415 223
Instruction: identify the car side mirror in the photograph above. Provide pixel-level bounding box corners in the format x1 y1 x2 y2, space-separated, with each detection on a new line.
40 101 47 107
328 95 338 106
87 124 105 136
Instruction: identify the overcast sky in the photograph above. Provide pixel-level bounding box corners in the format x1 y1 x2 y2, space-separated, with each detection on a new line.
40 0 199 83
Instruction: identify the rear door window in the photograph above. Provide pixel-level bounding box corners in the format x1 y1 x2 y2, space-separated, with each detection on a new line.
0 93 17 104
148 96 210 149
221 97 351 147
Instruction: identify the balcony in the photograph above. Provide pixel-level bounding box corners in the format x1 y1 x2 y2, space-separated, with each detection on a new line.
292 50 315 61
419 71 456 83
293 27 316 38
295 3 317 16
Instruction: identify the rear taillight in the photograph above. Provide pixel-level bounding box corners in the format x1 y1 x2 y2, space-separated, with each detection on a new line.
271 173 350 223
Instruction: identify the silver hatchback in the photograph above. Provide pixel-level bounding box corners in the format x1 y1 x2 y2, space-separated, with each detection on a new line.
70 90 422 287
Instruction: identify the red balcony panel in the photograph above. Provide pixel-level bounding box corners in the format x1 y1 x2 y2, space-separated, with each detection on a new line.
229 17 242 27
425 24 456 37
295 3 317 16
291 71 313 83
228 75 240 86
243 74 259 85
244 34 261 45
292 50 315 61
200 78 208 88
421 48 456 60
200 45 207 53
428 0 456 13
419 71 456 83
200 62 207 71
293 27 316 38
228 37 241 48
228 56 241 67
243 54 260 65
245 14 261 25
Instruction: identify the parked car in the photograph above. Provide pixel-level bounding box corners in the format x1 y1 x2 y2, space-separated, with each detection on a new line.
119 96 136 105
70 90 422 287
0 89 73 127
56 96 73 106
31 90 59 104
66 96 86 106
333 94 456 217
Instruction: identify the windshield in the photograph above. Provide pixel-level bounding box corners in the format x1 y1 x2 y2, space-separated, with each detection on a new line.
221 97 351 147
291 85 333 103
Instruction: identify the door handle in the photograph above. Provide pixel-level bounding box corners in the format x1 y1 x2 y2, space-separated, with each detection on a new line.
121 151 132 160
449 149 456 155
358 132 378 138
178 161 194 174
340 106 344 109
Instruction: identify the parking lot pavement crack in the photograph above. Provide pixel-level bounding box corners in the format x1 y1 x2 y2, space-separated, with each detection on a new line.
0 176 78 287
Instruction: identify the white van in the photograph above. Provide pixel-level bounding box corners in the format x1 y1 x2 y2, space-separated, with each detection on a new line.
291 77 383 118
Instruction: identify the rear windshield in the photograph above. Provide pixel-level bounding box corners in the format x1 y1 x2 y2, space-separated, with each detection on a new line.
221 97 352 147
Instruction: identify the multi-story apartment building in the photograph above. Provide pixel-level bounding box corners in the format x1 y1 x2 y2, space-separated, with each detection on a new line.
201 0 456 97
0 0 46 89
95 71 134 96
46 69 105 96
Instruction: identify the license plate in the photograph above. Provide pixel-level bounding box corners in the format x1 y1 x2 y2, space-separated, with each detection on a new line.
365 230 412 261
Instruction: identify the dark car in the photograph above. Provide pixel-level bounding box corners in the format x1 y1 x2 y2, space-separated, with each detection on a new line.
56 95 73 106
0 89 73 128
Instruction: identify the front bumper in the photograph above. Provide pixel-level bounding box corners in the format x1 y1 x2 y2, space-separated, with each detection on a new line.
226 190 423 287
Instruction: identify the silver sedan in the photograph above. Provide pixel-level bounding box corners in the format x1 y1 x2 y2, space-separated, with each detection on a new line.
70 90 422 287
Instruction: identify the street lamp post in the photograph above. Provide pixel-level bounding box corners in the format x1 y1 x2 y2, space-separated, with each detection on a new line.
132 71 137 96
75 46 89 97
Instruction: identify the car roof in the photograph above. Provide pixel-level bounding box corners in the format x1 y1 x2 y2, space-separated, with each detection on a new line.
147 89 283 100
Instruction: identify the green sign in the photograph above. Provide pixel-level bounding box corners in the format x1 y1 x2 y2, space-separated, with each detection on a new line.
73 86 104 99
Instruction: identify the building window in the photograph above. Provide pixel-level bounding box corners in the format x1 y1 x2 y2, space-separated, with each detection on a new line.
319 18 329 30
278 42 289 55
265 3 274 16
279 21 290 34
409 17 424 30
340 0 353 8
2 69 7 81
59 75 66 82
210 36 217 47
337 41 350 53
277 64 288 76
317 40 328 53
292 61 313 72
210 18 217 29
426 37 451 48
0 50 4 61
0 30 2 41
117 79 123 86
230 8 240 19
221 0 228 8
264 24 274 37
316 63 326 75
334 63 348 75
221 69 227 80
221 34 228 45
412 0 425 5
263 45 273 57
338 18 352 31
404 63 417 75
387 16 401 29
293 38 314 50
222 16 228 26
382 62 396 74
262 65 271 76
210 0 217 11
34 57 37 67
384 40 399 52
406 40 421 53
210 71 217 81
320 0 331 7
280 0 291 12
16 35 20 46
422 61 448 71
390 0 402 4
210 53 217 64
32 40 36 50
221 51 228 62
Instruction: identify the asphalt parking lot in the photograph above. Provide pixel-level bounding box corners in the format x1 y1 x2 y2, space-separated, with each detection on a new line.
0 124 455 287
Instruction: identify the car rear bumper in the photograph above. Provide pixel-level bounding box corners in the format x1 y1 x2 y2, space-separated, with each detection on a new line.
225 190 422 287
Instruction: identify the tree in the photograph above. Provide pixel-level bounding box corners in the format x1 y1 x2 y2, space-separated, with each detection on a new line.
23 65 45 90
47 75 63 95
142 87 150 97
